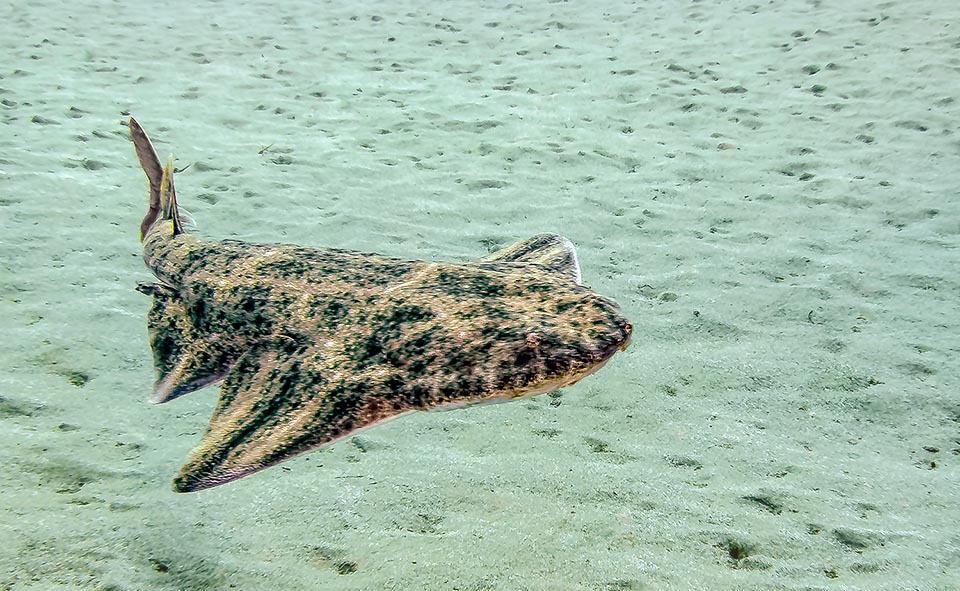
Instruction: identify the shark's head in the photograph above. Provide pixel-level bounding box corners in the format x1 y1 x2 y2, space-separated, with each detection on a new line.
535 301 629 390
484 289 631 402
419 269 632 411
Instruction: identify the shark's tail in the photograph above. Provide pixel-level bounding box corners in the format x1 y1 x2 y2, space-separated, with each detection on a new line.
129 117 184 241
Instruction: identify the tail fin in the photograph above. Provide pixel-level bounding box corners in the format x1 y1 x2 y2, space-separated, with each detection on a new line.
129 117 184 241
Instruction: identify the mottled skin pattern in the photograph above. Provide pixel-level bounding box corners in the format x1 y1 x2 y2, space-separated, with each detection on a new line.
129 117 631 492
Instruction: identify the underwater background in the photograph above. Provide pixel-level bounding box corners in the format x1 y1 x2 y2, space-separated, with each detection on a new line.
1 0 957 589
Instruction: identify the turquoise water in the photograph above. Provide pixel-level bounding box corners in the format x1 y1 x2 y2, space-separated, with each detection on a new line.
1 0 957 589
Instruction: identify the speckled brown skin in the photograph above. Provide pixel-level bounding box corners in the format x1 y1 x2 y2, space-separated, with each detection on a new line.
129 117 631 493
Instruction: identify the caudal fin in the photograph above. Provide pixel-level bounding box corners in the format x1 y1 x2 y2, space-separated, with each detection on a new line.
129 117 184 241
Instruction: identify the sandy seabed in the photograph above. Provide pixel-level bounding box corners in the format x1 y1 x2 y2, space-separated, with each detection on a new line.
1 0 958 589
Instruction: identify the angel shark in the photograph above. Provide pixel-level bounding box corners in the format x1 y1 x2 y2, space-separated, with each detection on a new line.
129 117 632 492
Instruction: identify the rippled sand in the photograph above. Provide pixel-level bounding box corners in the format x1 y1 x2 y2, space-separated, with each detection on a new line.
1 0 957 589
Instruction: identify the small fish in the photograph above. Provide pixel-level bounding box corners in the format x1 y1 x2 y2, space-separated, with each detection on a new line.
129 117 631 492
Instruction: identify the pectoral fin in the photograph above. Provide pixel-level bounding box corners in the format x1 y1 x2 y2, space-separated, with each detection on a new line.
479 233 582 284
172 343 410 493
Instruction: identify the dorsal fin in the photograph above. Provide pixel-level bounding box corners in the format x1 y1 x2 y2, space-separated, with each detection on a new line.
479 233 582 284
159 157 184 237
